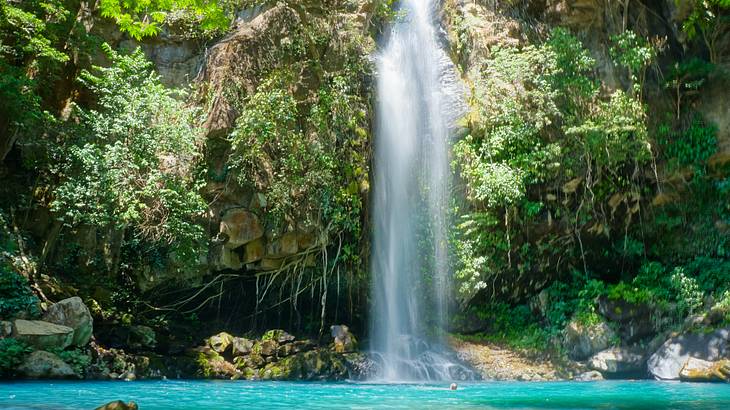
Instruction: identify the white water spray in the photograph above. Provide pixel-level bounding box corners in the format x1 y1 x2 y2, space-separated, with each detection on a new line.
370 0 472 381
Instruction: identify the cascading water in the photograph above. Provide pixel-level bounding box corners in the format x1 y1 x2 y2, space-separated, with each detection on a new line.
370 0 473 381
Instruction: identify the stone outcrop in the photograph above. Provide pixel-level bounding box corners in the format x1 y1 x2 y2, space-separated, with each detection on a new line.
331 325 357 353
207 332 234 354
648 327 730 380
597 296 654 343
12 320 74 350
192 327 366 380
588 347 646 376
679 358 730 382
17 351 76 379
220 209 264 249
563 318 616 360
43 297 93 346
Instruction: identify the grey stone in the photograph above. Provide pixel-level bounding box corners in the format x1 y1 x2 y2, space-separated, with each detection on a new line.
17 350 76 379
43 297 93 346
12 320 74 350
648 327 730 380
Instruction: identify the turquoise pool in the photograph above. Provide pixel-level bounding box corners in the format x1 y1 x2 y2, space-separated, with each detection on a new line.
1 380 729 409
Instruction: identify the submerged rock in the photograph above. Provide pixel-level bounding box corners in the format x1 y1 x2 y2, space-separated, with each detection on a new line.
679 358 730 382
563 319 616 360
94 400 139 410
43 297 93 346
18 350 76 379
12 319 74 350
648 327 730 380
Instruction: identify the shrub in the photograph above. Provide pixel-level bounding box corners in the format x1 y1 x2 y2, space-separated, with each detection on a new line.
0 338 31 377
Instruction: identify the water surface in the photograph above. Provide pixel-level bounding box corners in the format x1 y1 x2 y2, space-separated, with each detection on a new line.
1 380 729 409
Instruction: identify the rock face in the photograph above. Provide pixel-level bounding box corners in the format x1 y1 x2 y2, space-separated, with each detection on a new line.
648 327 730 380
597 296 654 343
588 347 646 376
563 319 616 360
12 320 74 350
220 209 264 249
17 350 76 378
43 297 93 346
331 325 357 353
679 358 730 382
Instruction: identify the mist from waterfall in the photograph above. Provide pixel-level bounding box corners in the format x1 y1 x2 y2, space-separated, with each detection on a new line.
370 0 472 381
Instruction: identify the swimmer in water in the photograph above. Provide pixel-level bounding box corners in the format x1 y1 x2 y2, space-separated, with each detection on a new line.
450 383 457 391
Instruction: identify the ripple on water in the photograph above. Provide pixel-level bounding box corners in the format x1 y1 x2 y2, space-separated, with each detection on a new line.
0 380 729 409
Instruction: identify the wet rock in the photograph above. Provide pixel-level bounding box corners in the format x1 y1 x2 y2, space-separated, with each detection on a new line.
648 327 730 380
563 318 615 360
232 337 254 357
208 332 234 354
588 347 646 376
575 370 604 381
18 351 76 379
94 400 139 410
12 320 74 350
43 297 93 346
679 358 730 382
330 325 357 353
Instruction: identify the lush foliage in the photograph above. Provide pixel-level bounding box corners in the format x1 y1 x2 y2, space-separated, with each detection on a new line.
0 338 31 377
452 29 652 303
98 0 230 39
0 215 39 319
52 45 207 269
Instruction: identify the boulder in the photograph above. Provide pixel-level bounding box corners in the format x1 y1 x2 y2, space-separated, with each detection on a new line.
574 370 604 381
648 327 730 380
12 320 74 350
588 347 646 376
208 332 234 354
17 350 76 379
277 343 296 357
259 339 278 356
679 358 730 382
243 239 265 263
95 400 139 410
563 319 616 360
220 209 264 249
330 325 357 353
597 296 654 343
43 297 93 346
232 337 254 357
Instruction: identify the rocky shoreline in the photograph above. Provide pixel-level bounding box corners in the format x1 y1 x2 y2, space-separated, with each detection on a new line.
2 297 728 383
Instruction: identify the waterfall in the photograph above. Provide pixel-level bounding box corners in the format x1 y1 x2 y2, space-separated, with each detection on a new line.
370 0 472 382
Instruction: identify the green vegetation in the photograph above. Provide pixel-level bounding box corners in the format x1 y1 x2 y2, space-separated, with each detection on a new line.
0 338 31 377
52 44 207 269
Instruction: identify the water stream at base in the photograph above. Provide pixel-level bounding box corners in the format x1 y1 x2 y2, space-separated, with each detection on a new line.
370 0 473 381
